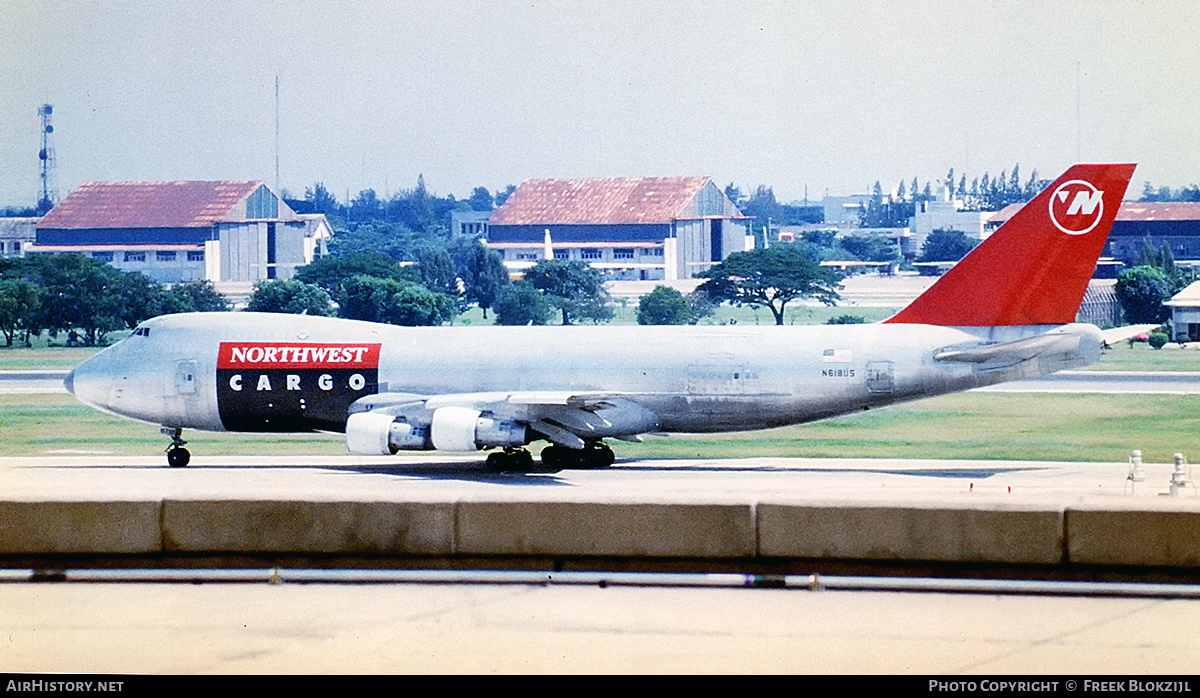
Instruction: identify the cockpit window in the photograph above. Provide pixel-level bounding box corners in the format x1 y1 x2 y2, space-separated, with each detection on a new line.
133 327 150 337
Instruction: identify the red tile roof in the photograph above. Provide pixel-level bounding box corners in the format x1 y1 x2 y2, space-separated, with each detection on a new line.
1113 202 1200 221
489 177 717 225
36 181 264 229
990 201 1200 225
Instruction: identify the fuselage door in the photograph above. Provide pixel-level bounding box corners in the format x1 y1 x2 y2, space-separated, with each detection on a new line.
866 361 894 395
176 360 198 395
687 356 743 395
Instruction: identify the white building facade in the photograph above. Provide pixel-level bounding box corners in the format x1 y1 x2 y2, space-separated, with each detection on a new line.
484 177 752 280
32 181 329 285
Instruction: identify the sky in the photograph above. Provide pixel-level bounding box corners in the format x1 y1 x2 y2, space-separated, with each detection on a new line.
3 0 1199 208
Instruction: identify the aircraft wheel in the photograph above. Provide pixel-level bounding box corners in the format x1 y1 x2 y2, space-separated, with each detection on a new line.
485 449 536 473
167 447 190 468
583 443 615 469
540 445 570 469
556 443 614 469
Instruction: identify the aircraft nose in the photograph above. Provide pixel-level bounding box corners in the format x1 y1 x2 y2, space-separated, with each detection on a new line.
64 354 110 411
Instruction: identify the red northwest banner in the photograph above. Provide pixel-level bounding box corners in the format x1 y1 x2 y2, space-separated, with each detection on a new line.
218 342 381 369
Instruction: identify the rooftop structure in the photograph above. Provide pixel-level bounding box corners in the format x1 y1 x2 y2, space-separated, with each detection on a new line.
990 201 1200 269
485 177 750 280
33 181 328 284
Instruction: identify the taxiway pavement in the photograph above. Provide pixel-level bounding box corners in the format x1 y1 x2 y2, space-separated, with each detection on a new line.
3 453 1200 674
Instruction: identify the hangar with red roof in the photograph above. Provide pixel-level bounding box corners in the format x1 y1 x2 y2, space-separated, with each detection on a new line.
483 176 751 280
32 181 330 284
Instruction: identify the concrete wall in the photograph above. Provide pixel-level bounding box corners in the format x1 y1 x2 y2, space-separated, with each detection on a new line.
8 497 1200 572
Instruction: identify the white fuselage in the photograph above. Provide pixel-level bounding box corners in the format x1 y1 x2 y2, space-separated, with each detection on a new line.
66 312 1103 440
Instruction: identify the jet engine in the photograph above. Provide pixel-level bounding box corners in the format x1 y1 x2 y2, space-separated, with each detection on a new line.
345 408 527 455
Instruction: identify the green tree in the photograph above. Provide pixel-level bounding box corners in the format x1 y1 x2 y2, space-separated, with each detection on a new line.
494 280 552 326
1136 237 1178 276
838 233 900 262
349 189 384 221
325 222 422 261
339 275 456 326
523 259 612 325
295 252 417 303
1115 265 1174 324
415 246 461 302
724 183 746 208
112 271 166 331
918 229 978 263
246 279 335 316
304 182 339 216
385 175 450 236
154 280 230 315
4 255 184 345
384 283 457 326
455 240 510 318
29 254 125 345
0 278 43 346
637 286 691 325
467 187 494 212
697 246 842 325
171 280 231 313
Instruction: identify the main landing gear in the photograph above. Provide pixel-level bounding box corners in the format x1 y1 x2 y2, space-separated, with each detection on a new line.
485 447 536 473
541 442 615 470
162 426 190 468
485 442 616 473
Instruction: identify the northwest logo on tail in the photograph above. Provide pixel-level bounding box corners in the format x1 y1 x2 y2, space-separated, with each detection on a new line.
884 163 1135 327
1049 179 1105 235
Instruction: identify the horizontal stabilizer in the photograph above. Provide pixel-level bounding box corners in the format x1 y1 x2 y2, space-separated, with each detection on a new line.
934 332 1080 364
1099 324 1162 345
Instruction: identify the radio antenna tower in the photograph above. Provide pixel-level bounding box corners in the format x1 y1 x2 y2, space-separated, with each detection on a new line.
37 104 58 213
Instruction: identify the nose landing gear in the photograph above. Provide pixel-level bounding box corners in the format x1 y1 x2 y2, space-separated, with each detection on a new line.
161 426 190 468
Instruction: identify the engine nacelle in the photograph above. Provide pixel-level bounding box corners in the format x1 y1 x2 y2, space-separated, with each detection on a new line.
345 411 429 455
430 406 526 451
345 408 526 455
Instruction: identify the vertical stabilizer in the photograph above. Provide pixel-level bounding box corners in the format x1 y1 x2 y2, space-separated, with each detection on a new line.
885 163 1135 326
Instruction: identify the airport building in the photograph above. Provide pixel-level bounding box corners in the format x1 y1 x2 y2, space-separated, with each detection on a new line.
822 189 989 258
821 194 872 228
483 177 752 280
989 201 1200 271
1103 202 1200 267
32 181 330 284
1165 279 1200 342
0 217 37 258
910 192 990 255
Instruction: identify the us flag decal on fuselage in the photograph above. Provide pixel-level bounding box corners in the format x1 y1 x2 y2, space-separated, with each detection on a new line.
217 342 382 433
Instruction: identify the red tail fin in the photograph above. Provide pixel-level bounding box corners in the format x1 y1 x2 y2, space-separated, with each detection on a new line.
885 163 1135 326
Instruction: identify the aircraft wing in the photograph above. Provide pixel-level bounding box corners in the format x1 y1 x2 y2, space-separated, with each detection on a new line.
350 390 660 450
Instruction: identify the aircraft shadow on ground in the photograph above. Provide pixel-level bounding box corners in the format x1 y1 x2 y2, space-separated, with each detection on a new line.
608 460 1051 480
334 459 1051 483
39 458 1051 485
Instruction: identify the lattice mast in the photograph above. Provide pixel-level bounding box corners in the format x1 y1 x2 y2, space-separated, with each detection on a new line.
38 104 57 212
